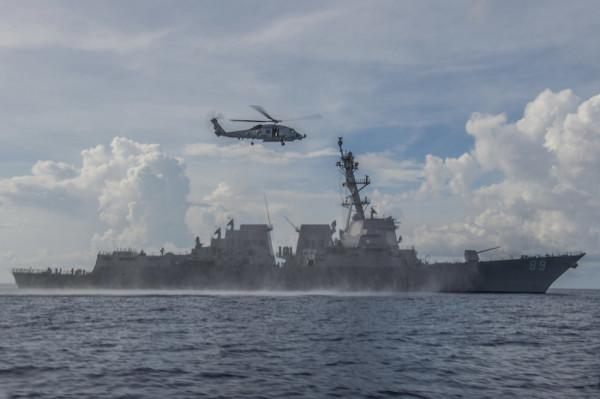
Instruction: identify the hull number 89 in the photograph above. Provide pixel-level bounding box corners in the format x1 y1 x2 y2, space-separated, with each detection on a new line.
529 259 546 271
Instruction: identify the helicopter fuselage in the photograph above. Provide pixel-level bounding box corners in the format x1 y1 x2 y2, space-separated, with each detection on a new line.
211 119 305 145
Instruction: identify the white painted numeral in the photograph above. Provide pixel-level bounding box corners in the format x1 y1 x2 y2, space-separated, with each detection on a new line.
529 260 536 271
539 260 546 271
529 259 546 271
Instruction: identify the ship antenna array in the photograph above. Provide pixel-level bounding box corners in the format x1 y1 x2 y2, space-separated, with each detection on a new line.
264 194 273 231
284 216 300 233
336 137 371 227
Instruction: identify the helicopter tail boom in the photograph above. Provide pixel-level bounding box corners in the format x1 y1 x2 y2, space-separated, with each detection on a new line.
211 118 226 136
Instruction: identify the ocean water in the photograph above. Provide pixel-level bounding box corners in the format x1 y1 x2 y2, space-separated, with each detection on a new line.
0 287 599 399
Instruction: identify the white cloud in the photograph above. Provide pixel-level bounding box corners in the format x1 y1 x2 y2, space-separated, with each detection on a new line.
417 153 478 197
186 182 237 240
412 89 600 257
0 137 191 252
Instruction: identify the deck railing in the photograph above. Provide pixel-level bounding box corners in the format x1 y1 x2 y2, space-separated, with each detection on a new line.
12 268 89 275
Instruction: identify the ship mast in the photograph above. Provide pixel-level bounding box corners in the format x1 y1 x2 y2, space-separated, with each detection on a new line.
337 137 370 228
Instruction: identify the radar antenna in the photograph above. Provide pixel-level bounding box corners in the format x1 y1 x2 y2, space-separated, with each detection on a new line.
337 137 370 228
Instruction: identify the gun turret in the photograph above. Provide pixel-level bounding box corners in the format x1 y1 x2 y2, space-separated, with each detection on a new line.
476 246 501 255
464 246 500 263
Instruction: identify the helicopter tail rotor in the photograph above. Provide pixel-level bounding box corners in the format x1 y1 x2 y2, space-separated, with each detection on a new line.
206 109 225 120
210 118 226 136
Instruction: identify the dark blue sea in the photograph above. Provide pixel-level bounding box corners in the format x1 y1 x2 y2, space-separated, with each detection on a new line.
1 287 599 399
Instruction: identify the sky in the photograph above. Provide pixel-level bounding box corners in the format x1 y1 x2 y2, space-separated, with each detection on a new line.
1 0 599 287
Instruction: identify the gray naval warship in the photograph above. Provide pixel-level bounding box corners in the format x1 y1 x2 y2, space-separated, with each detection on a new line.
12 137 585 292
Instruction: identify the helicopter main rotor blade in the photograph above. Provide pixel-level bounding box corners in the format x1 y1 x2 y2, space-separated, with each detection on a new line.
229 119 270 123
281 113 323 122
250 105 280 123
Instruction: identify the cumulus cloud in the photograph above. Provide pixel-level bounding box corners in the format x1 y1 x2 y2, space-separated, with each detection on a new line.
186 182 237 239
417 153 478 197
186 181 289 244
0 137 191 251
413 89 600 256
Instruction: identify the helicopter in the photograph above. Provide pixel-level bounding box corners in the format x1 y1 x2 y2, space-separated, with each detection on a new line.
211 105 321 145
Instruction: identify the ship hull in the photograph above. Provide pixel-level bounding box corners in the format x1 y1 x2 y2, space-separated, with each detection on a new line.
274 254 582 293
12 272 95 289
12 254 583 293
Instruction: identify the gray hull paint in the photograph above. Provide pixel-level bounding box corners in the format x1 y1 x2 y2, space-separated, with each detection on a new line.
12 253 583 293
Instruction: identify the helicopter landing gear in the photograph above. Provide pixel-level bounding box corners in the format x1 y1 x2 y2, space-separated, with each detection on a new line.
280 140 285 146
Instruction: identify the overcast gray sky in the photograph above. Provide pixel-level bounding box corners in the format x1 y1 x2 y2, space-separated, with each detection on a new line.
1 0 599 287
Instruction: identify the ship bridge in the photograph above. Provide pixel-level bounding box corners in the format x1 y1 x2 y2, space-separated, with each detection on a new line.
341 217 399 250
335 137 402 251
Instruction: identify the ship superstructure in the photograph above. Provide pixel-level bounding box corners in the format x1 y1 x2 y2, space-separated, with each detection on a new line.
280 138 419 269
335 137 416 258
